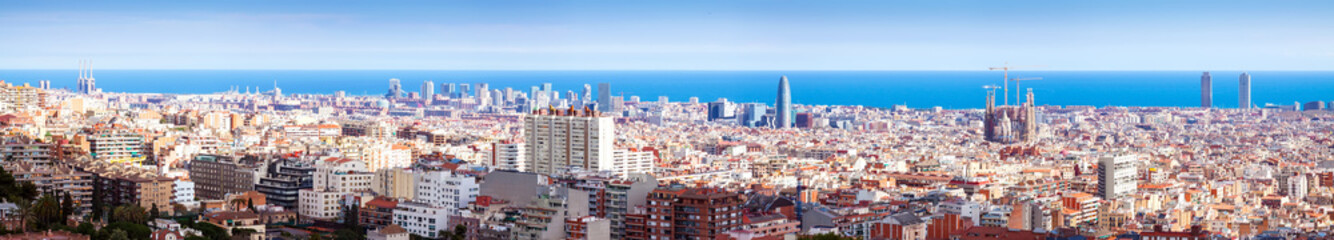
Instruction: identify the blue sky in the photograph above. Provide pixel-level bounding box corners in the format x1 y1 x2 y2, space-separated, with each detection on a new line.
1 0 1332 70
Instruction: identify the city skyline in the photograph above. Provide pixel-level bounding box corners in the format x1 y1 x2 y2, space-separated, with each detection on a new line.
3 0 1334 70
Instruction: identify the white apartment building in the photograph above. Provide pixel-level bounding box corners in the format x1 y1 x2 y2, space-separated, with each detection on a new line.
610 148 654 177
414 170 479 215
172 179 198 208
392 201 451 238
523 109 614 176
299 157 373 221
484 141 525 171
361 143 412 171
1098 154 1138 200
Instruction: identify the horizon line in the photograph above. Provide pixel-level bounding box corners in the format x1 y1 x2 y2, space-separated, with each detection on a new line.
2 68 1332 72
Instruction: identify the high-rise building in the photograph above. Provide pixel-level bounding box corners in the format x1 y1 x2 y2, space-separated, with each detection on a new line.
598 83 612 112
523 107 614 176
1201 72 1212 108
459 83 472 98
707 98 737 121
1239 72 1252 109
1098 155 1138 200
1304 101 1326 111
386 78 404 98
189 155 261 200
984 88 1038 143
775 76 792 128
413 170 479 215
443 83 456 98
542 82 553 92
582 84 593 104
741 103 769 127
421 80 435 103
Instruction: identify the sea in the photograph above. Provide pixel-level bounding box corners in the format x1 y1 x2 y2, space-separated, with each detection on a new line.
0 70 1331 109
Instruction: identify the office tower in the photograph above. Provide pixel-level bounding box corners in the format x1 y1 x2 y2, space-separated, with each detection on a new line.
524 107 615 176
1098 155 1138 200
775 76 792 128
582 84 593 103
1201 72 1212 108
707 98 737 121
984 88 1038 143
421 80 435 102
741 103 769 127
598 83 612 111
542 82 553 92
76 60 98 94
459 83 472 98
795 112 814 128
443 82 456 98
1305 101 1326 111
493 89 505 106
566 90 578 104
1239 72 1251 109
188 155 260 200
386 78 403 98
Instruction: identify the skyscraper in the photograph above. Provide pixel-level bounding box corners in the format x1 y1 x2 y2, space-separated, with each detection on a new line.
542 83 553 92
1200 72 1211 108
598 83 611 112
1239 72 1251 109
422 80 435 103
386 78 403 98
582 84 593 104
775 76 792 129
442 82 456 98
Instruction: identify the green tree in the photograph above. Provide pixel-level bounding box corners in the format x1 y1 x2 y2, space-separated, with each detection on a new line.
333 229 365 240
75 222 95 235
150 203 161 220
111 205 148 224
309 233 325 240
60 192 75 218
191 221 230 240
31 194 63 230
108 229 131 240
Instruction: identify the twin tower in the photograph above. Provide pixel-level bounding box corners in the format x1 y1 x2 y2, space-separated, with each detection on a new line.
1201 72 1251 109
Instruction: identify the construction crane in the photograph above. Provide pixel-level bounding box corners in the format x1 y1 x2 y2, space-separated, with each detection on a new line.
1010 77 1042 105
988 63 1044 106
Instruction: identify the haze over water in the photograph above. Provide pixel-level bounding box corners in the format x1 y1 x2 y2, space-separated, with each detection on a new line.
2 70 1330 109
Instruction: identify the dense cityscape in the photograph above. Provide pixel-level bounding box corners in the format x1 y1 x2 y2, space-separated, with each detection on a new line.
1 62 1333 240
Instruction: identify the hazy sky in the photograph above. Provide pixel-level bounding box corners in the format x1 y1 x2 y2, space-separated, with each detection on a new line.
2 0 1332 70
